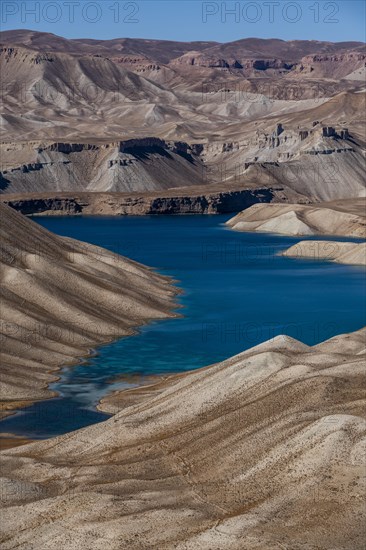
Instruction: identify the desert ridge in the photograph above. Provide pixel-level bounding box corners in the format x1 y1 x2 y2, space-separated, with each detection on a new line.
0 328 365 549
0 202 178 416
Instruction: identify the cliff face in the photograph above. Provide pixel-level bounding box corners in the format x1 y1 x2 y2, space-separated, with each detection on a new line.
110 54 161 73
1 187 278 216
201 119 365 202
33 138 198 155
170 53 292 71
241 123 354 161
0 139 205 194
296 51 366 78
1 115 365 202
0 46 55 64
168 44 365 79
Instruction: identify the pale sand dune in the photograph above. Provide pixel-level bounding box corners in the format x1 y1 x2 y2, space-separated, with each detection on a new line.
0 329 365 549
0 203 177 416
283 240 366 266
227 201 366 238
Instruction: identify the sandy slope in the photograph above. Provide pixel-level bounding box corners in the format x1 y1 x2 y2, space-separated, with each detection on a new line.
0 203 177 416
227 201 366 237
0 329 365 549
283 240 366 266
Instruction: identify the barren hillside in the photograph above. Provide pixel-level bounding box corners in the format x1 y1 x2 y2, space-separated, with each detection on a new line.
0 328 365 549
0 202 177 416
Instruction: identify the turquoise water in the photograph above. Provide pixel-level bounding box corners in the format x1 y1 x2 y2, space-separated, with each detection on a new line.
1 215 365 438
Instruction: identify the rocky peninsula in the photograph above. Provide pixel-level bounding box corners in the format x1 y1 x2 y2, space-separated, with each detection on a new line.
226 199 366 238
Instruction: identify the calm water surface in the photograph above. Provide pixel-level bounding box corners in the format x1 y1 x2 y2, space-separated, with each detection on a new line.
1 215 365 438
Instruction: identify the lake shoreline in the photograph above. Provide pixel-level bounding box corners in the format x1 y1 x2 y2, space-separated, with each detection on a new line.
0 203 180 437
1 212 364 443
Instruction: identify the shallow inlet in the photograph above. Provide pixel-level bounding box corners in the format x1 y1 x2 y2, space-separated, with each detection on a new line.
1 214 365 439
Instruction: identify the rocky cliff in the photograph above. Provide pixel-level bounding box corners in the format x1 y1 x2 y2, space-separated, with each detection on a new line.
0 138 205 194
1 113 365 202
0 187 278 216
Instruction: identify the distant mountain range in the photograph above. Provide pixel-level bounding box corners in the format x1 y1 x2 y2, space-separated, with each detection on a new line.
0 30 365 202
2 29 365 64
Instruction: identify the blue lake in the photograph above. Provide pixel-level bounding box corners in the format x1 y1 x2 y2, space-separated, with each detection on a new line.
1 215 365 438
